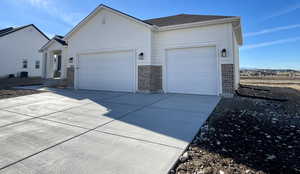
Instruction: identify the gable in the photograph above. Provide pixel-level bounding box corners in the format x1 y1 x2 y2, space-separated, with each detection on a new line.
63 4 242 45
66 7 153 65
45 39 64 51
40 35 67 51
0 24 49 40
0 25 49 77
67 7 152 52
64 5 153 40
0 25 49 45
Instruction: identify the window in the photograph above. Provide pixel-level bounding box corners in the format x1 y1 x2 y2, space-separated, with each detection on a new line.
22 60 28 69
35 60 40 69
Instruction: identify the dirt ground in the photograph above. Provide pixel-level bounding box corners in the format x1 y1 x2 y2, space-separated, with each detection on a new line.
172 82 300 174
0 89 44 100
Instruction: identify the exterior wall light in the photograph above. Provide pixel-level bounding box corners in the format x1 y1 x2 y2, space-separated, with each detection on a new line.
69 57 73 63
138 52 144 60
221 49 227 57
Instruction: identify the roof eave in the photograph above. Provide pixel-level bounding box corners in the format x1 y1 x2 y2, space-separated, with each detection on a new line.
156 17 243 45
234 25 243 45
39 38 67 52
157 17 241 31
0 24 49 40
233 19 243 45
39 39 55 52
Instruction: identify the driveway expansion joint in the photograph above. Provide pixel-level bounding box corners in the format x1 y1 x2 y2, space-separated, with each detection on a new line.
0 93 175 171
0 91 217 174
0 101 93 128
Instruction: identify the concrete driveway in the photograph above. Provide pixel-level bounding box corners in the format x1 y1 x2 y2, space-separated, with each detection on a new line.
0 89 220 174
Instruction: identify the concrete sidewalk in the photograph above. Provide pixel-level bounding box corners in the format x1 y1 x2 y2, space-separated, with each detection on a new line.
0 89 219 174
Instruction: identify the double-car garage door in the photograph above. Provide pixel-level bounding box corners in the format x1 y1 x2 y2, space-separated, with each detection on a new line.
76 46 218 95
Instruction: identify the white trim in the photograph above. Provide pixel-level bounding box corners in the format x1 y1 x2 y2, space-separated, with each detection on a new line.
233 18 243 45
39 39 66 52
103 6 154 29
162 43 222 95
64 5 154 40
39 39 55 52
76 47 137 56
75 48 137 92
133 49 138 93
158 17 240 31
62 5 242 45
74 54 79 89
216 47 223 94
157 17 242 45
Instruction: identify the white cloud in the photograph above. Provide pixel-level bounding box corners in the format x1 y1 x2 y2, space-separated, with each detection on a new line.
245 24 300 37
16 0 83 26
57 11 84 26
241 37 300 50
25 0 50 8
263 3 300 21
44 32 55 38
0 22 18 29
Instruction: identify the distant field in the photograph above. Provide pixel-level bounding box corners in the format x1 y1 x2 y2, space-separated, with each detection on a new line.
240 76 300 80
240 77 300 91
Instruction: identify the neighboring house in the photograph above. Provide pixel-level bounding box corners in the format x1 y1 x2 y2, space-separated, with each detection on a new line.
0 24 49 78
40 4 243 96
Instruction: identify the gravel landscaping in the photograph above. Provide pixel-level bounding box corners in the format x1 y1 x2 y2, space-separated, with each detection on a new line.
0 89 44 100
172 84 300 174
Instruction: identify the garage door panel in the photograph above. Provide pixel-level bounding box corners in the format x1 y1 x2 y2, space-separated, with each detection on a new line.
78 51 135 92
166 47 218 95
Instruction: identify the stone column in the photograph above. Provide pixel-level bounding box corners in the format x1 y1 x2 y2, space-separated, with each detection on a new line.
221 64 234 95
66 66 74 88
138 65 162 92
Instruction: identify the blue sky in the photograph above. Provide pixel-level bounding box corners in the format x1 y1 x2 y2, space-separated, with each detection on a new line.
1 0 300 70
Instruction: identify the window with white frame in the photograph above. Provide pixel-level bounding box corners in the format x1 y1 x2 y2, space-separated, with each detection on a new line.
35 60 40 69
22 59 28 69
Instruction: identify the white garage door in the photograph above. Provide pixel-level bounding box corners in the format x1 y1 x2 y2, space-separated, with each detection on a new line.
166 47 218 95
77 50 135 92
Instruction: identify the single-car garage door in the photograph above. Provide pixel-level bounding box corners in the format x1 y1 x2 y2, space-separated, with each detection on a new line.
166 46 218 95
77 50 135 92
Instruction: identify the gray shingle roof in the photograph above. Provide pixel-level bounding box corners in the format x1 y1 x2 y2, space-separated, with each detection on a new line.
0 27 14 35
53 35 67 46
0 24 49 40
144 14 234 27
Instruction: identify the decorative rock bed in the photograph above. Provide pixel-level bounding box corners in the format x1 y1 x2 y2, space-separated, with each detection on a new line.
171 85 300 174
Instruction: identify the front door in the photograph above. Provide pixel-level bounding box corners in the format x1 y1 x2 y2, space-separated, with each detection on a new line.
57 55 62 71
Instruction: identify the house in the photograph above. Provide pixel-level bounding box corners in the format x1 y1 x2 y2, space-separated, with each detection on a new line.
40 35 68 79
0 24 49 78
40 4 243 96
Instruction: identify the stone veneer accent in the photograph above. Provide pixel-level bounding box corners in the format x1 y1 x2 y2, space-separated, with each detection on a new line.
66 66 74 88
138 65 162 92
63 64 234 94
221 64 234 95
